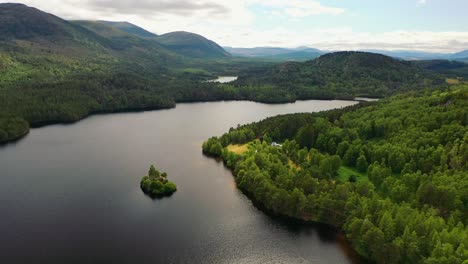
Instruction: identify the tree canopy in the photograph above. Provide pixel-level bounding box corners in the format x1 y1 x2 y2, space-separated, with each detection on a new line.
140 165 177 198
203 85 468 264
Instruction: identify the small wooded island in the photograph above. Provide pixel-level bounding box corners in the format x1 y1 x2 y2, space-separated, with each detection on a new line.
140 165 177 198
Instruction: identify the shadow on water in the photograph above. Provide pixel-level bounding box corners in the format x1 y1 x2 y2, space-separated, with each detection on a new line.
247 192 367 263
204 151 366 263
140 188 177 200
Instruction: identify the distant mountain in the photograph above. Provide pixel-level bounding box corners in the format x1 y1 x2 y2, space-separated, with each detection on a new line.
224 47 468 61
0 3 78 39
72 20 164 51
235 51 443 98
0 3 188 64
0 3 111 52
98 21 157 38
227 46 468 62
362 50 448 60
362 49 468 61
450 50 468 59
156 31 230 59
225 46 323 61
225 47 295 57
73 20 138 39
0 3 227 60
263 50 322 61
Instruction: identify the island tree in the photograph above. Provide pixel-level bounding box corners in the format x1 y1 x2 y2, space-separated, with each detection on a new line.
140 165 177 198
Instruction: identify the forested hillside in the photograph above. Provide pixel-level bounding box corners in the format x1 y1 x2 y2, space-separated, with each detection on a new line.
414 60 468 79
234 51 444 99
98 21 157 38
156 31 231 59
203 85 468 264
0 4 449 145
0 3 271 144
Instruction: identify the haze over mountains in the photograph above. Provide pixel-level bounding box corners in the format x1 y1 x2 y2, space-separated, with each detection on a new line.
3 2 465 62
224 46 324 61
227 46 468 62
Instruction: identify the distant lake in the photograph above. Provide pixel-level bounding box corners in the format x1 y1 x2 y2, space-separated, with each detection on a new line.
206 76 238 83
354 97 380 102
0 100 362 263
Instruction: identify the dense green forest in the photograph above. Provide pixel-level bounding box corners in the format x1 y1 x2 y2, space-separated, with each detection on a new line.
0 3 276 144
203 85 468 264
233 51 445 99
0 4 458 146
414 60 468 79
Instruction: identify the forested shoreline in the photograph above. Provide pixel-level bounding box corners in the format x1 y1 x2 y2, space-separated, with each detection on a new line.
0 54 444 145
0 73 360 145
203 85 468 264
0 3 456 146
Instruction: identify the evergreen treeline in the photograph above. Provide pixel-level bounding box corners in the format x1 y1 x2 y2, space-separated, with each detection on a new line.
203 85 468 264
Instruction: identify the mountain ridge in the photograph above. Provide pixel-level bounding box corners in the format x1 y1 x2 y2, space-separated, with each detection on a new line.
156 31 230 59
98 21 158 38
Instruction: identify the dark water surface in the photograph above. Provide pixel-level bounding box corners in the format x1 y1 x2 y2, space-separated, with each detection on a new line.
0 100 360 264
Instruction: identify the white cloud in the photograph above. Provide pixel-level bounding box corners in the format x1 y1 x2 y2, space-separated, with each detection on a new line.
213 27 468 53
250 0 345 16
418 0 427 6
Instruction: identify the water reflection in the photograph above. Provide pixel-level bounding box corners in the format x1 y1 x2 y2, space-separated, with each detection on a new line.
0 100 360 263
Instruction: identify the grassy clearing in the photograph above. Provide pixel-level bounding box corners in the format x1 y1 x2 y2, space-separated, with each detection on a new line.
227 144 249 155
338 166 368 183
288 159 301 170
446 78 461 85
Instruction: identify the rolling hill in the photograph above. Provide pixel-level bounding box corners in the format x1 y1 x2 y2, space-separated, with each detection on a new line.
0 3 115 54
75 22 230 59
235 51 444 98
72 20 168 51
156 31 230 59
450 50 468 59
362 49 468 61
0 3 86 40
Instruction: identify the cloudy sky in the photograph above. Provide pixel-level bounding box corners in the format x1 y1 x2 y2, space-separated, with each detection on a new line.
3 0 468 52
